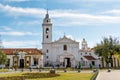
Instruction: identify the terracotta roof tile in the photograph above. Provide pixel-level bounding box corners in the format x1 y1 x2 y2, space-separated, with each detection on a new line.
0 48 43 55
84 56 96 60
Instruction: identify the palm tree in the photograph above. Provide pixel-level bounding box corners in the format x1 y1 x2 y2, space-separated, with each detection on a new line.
94 36 120 68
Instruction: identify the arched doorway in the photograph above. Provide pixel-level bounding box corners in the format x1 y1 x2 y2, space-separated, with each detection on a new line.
64 57 71 67
59 52 75 67
20 59 24 68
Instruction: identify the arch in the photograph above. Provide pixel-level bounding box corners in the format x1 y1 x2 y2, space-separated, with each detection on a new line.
46 28 49 33
46 35 49 38
20 59 24 68
63 45 67 51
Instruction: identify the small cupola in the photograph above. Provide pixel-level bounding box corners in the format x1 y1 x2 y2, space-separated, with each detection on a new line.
43 10 52 24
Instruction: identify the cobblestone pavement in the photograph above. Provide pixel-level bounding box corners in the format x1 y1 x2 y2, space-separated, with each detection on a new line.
96 70 120 80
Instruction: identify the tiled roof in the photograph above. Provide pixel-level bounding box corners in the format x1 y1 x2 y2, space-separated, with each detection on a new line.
79 48 92 52
0 48 43 55
84 56 96 60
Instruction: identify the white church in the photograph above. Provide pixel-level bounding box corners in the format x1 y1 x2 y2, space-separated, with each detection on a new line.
42 11 101 68
3 10 120 69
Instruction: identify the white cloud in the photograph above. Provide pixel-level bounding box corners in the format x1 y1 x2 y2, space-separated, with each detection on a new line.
51 10 120 23
4 0 30 2
0 3 120 26
3 40 40 48
0 26 13 31
51 9 120 26
102 10 120 16
0 3 45 17
0 31 40 36
66 35 73 39
3 26 13 31
15 20 41 26
57 0 120 2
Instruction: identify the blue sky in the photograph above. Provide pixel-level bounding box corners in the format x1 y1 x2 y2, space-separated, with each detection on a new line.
0 0 120 48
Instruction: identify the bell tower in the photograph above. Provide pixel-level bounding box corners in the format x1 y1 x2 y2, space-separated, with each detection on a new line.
82 38 88 50
42 10 53 43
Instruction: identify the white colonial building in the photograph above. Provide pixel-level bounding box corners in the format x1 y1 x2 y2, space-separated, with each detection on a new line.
79 39 101 68
0 48 43 68
42 11 101 68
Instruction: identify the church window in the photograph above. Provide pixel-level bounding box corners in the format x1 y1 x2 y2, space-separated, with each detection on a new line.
46 28 49 33
89 53 91 55
46 35 49 38
6 59 10 67
92 61 95 66
81 58 83 60
14 61 17 64
81 53 82 55
27 61 29 63
47 20 49 23
63 45 67 51
46 49 49 53
34 58 38 65
46 56 49 59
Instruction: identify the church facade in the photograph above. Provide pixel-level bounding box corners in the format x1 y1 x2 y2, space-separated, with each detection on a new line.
42 12 101 68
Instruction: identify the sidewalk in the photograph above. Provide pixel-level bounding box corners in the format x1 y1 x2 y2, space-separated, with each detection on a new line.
96 70 120 80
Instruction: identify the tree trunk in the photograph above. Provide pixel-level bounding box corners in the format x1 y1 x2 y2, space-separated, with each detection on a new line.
110 55 113 68
102 58 104 68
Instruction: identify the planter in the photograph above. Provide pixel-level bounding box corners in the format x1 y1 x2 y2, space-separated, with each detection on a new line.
93 69 97 72
64 69 67 72
50 69 56 74
78 69 81 72
107 69 111 72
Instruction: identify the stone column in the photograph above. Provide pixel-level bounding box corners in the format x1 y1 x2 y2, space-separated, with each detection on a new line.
13 56 19 68
101 58 104 68
118 59 120 67
115 58 118 67
25 56 31 68
113 57 116 68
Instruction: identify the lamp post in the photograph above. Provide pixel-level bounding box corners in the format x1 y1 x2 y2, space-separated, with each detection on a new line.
78 62 81 72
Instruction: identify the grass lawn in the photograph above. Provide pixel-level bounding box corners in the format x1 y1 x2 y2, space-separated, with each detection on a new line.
0 72 93 80
0 69 8 72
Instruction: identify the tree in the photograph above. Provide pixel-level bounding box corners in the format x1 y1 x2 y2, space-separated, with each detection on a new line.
94 36 120 68
0 51 7 66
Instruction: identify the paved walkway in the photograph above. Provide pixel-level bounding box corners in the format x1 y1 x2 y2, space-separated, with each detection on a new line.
96 70 120 80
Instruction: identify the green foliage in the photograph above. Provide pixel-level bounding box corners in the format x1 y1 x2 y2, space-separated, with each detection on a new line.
94 36 120 64
0 51 7 65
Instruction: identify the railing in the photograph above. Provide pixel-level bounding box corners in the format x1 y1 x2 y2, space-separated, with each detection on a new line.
90 69 99 80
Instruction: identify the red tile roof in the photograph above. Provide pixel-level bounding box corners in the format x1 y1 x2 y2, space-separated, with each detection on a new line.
0 48 43 55
84 56 96 60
